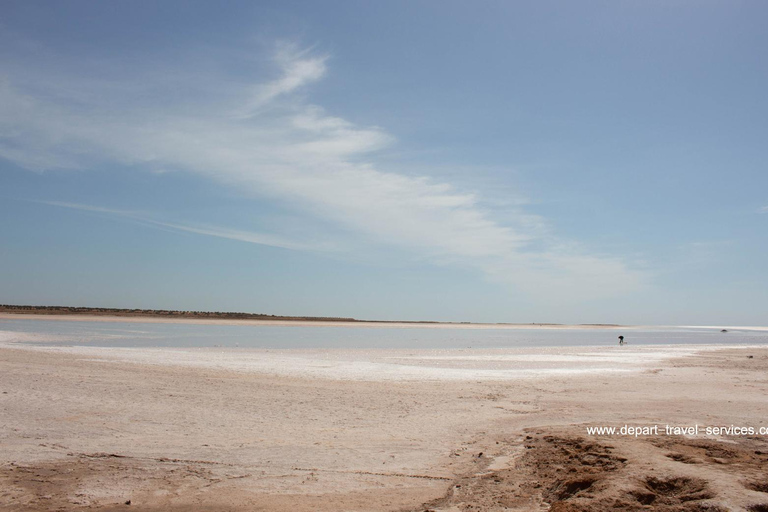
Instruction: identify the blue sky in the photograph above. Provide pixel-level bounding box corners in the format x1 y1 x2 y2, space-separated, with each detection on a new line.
1 1 766 324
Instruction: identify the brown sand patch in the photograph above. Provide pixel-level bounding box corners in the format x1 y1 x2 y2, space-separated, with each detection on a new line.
0 454 241 511
415 427 768 512
0 453 444 512
746 481 768 493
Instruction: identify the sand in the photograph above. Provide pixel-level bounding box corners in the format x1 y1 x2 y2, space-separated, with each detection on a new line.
2 323 768 511
0 312 625 329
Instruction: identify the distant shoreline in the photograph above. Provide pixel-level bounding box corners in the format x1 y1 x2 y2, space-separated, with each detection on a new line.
0 305 623 329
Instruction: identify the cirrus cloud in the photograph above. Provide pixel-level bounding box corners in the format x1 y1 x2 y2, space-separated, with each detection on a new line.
0 41 647 299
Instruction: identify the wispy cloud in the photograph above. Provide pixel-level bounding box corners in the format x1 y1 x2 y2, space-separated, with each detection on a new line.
240 43 328 117
39 201 315 251
1 42 646 298
758 205 768 214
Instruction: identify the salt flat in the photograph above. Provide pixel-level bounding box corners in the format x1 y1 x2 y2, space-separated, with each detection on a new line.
0 338 727 380
2 326 768 511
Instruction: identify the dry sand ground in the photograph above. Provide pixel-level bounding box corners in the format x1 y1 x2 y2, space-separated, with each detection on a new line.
0 312 627 329
2 336 768 511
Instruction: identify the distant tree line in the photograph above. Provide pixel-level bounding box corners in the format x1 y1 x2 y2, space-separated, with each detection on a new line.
0 304 358 322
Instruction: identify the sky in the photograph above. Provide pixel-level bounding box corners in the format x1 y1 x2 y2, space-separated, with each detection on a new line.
1 1 766 325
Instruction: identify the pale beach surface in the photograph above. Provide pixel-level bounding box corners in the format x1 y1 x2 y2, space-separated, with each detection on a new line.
0 312 625 329
2 318 768 511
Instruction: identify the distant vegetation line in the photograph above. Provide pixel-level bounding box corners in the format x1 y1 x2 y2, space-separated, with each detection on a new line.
0 304 578 326
0 304 458 324
0 304 362 322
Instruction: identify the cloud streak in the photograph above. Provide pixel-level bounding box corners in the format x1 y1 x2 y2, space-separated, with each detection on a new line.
39 201 316 251
241 44 328 116
1 42 646 298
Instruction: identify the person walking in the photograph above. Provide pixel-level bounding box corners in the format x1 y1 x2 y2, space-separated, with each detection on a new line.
618 335 625 345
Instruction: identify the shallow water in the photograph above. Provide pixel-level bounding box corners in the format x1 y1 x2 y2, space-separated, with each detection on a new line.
0 317 765 349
